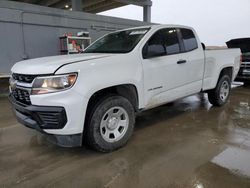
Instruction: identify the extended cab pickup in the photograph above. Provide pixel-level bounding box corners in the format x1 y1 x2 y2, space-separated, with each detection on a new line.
9 25 241 152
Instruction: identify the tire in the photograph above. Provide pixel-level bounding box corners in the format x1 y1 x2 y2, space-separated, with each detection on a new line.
208 75 231 106
85 95 135 152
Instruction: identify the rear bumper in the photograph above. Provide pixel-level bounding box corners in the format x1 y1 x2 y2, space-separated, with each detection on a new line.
9 95 82 147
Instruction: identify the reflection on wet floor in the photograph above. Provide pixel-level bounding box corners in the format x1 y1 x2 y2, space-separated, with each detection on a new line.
0 85 250 188
212 99 250 178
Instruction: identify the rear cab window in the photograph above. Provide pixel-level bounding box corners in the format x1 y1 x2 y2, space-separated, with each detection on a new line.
179 28 198 52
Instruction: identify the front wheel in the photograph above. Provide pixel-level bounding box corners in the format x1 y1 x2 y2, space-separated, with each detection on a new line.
85 95 135 152
208 75 231 106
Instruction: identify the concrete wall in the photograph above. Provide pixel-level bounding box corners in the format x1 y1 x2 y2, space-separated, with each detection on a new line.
0 1 147 75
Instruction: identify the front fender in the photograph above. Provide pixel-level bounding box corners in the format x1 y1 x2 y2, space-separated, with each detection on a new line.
55 53 145 109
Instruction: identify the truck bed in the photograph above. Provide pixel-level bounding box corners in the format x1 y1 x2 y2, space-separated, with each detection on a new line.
202 48 241 90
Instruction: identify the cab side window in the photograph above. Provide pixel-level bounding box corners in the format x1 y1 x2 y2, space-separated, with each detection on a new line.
142 28 181 58
180 28 198 51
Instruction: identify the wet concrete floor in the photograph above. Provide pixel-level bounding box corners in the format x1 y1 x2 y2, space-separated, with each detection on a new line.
0 85 250 188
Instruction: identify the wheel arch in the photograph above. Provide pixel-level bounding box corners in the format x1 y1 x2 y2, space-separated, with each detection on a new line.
218 66 234 82
203 66 234 92
83 84 139 136
85 83 140 117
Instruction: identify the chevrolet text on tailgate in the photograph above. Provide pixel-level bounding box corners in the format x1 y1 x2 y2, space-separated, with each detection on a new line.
9 25 241 152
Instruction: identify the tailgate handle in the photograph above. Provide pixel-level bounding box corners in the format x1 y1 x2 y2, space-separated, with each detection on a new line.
177 60 187 64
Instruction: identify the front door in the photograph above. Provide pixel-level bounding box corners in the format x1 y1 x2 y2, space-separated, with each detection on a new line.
142 27 204 108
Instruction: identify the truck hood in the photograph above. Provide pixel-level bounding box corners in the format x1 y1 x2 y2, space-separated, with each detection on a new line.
226 38 250 53
11 53 113 75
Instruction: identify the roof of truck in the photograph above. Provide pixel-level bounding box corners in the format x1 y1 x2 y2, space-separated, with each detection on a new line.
117 24 194 32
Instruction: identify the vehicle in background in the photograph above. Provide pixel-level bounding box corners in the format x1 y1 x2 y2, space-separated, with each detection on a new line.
227 38 250 85
9 25 241 152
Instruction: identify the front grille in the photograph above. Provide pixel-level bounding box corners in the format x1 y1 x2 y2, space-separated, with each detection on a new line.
12 88 31 105
12 73 37 83
11 73 36 105
37 111 67 129
239 63 250 76
242 56 250 62
241 63 250 69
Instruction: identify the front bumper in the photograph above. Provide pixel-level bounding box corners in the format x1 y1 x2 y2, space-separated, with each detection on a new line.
235 72 250 82
235 63 250 82
9 95 82 147
235 76 250 82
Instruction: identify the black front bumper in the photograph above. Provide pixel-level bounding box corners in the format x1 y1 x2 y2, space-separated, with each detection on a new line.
235 77 250 82
9 95 82 147
236 63 250 82
236 74 250 82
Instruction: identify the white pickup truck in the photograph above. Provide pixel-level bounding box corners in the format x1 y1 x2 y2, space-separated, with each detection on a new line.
9 25 241 152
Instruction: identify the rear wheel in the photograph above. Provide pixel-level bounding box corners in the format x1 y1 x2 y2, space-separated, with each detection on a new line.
208 75 231 106
85 95 135 152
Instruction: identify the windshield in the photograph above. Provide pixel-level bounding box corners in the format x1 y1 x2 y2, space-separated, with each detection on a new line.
84 28 150 53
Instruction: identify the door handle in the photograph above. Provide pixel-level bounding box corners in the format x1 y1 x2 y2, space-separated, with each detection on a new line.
177 60 187 64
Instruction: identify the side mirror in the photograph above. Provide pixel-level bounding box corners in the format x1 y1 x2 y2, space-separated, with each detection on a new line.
142 43 166 59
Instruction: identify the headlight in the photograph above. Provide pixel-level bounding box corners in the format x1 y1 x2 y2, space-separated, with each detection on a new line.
31 73 77 95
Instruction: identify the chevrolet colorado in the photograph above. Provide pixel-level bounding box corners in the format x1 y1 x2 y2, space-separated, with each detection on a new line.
9 25 241 152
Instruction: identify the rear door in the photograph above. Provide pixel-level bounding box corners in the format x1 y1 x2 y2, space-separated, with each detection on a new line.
177 28 205 89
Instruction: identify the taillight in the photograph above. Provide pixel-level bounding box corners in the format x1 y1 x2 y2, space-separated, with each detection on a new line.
240 54 243 64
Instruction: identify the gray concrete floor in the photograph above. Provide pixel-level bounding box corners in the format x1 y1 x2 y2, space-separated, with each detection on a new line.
0 85 250 188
